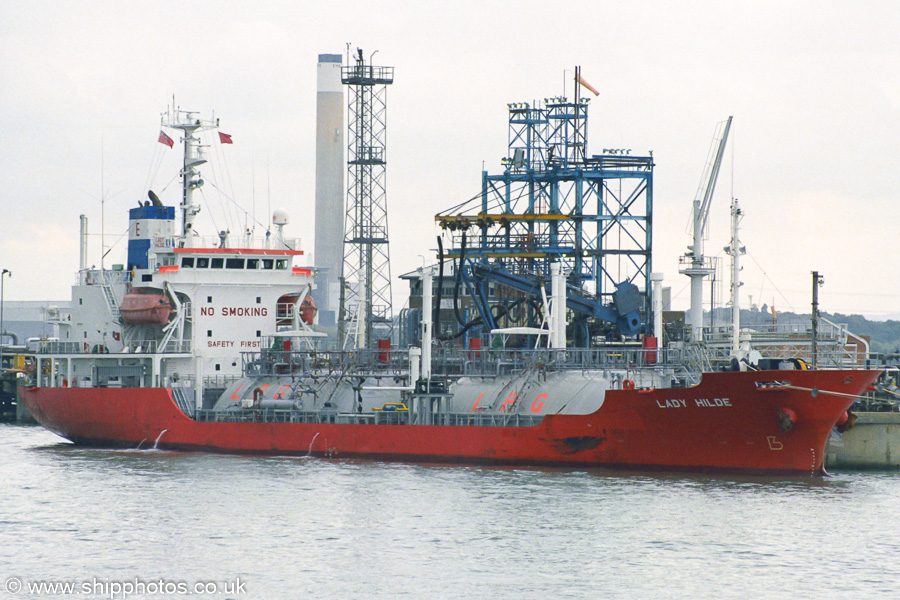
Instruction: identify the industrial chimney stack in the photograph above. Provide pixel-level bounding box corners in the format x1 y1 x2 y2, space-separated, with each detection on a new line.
313 53 345 330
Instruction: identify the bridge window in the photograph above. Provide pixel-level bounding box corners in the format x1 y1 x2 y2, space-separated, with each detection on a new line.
196 257 209 268
262 259 274 270
181 257 194 268
226 258 244 269
247 258 259 269
211 258 224 269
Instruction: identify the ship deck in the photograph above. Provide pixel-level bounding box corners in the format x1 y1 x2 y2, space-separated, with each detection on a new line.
241 343 707 381
192 407 544 427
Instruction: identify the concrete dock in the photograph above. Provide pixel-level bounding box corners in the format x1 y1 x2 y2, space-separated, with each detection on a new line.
826 412 900 469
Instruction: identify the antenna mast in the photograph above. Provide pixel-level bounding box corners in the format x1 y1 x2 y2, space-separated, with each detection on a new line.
160 106 218 243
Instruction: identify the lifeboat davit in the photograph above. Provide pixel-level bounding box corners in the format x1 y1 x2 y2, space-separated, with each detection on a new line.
277 293 317 326
119 293 172 325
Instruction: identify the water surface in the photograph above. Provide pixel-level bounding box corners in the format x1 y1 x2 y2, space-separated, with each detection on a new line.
2 424 898 599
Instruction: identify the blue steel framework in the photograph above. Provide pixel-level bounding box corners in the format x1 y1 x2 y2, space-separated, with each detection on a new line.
339 49 394 349
437 78 653 326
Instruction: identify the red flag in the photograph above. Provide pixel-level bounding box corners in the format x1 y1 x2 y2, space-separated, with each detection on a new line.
158 131 174 148
219 132 233 144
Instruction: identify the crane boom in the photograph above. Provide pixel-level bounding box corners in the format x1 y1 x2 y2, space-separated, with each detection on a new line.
680 116 732 342
694 116 733 242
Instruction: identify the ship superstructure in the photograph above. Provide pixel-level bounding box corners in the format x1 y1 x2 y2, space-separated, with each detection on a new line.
33 107 317 412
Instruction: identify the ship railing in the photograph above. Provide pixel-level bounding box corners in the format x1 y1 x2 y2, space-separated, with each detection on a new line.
242 348 410 377
202 375 242 389
433 346 700 377
701 316 870 369
191 407 545 428
704 324 849 343
703 337 866 369
29 339 192 355
44 306 72 324
31 341 88 354
240 345 702 379
171 374 241 390
78 268 131 287
153 340 192 354
677 254 716 273
121 340 192 354
183 235 303 252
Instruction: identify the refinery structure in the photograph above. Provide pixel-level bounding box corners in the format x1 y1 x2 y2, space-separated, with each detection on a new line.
313 55 656 351
254 49 872 367
432 67 654 347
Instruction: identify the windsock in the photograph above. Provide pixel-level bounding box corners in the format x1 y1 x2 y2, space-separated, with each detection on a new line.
577 72 600 97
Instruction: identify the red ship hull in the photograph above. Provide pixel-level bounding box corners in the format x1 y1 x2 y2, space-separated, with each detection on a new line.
21 369 878 475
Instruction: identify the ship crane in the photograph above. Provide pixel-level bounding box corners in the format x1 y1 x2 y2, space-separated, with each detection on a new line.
680 116 732 342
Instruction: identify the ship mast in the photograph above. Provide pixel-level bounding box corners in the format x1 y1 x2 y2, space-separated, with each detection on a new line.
724 198 744 353
161 106 218 243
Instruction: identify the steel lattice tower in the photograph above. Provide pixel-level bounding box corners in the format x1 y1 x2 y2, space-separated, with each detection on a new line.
339 49 394 349
436 68 654 326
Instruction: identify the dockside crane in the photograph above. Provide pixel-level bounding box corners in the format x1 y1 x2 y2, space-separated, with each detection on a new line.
679 116 732 342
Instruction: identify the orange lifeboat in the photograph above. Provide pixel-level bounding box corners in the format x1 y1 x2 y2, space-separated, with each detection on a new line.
299 295 317 325
277 293 317 326
119 293 172 325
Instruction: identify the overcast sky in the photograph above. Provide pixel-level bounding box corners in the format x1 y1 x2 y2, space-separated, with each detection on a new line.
2 1 899 319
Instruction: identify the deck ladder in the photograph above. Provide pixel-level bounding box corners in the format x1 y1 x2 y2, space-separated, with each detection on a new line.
101 285 120 319
171 387 195 417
